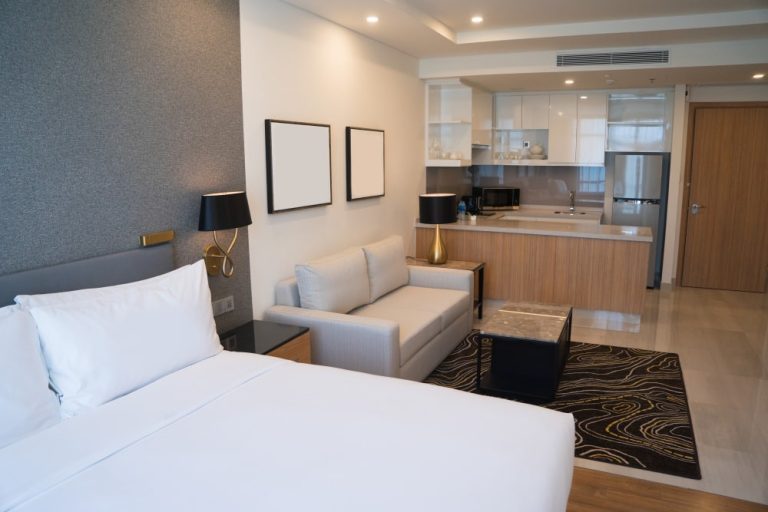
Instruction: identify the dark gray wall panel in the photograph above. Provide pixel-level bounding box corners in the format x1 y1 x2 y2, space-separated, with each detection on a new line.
0 0 251 331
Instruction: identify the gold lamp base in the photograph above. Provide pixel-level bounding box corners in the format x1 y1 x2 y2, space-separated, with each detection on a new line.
427 224 447 265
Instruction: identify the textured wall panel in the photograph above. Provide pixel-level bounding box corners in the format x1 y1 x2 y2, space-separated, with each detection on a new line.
0 0 251 331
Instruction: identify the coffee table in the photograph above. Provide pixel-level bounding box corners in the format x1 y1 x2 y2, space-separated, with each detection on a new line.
476 302 572 403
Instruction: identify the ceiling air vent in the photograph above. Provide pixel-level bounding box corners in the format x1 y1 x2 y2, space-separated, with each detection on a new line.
556 50 669 67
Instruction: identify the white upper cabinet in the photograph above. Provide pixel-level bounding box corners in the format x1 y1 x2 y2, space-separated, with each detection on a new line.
548 94 578 163
522 95 550 129
576 93 607 165
425 80 492 166
471 88 493 147
606 91 672 152
494 94 522 129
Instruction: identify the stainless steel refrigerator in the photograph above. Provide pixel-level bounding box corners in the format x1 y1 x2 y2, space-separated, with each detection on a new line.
609 152 669 288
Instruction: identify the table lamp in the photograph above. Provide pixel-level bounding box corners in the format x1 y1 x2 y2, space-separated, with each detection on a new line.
198 191 252 278
419 193 457 264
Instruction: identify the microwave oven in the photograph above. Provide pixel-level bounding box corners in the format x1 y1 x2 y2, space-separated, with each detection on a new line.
473 187 520 211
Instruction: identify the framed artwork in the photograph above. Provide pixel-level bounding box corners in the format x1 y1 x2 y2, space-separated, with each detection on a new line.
346 127 385 201
265 119 332 213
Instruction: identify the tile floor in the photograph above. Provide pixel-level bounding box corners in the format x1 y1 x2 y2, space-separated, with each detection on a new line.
476 285 768 505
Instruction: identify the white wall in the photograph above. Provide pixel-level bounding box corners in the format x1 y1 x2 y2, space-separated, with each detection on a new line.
240 0 425 318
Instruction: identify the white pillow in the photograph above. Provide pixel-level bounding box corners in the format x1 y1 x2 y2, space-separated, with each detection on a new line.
24 261 222 418
295 248 370 313
15 268 169 308
0 306 60 448
362 235 410 302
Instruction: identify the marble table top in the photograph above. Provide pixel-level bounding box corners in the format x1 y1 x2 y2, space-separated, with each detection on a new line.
480 302 571 343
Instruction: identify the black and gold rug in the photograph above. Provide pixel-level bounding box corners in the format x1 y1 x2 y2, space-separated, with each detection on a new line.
425 331 702 480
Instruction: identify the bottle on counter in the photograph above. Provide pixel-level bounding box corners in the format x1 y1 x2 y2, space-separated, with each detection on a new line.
457 200 467 219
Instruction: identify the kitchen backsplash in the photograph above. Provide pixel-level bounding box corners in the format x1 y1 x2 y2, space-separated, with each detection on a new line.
427 165 605 208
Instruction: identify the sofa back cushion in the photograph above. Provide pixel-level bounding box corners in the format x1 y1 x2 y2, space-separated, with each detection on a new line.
295 248 370 313
363 235 409 302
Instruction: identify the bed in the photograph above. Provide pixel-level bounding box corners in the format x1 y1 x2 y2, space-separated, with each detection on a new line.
0 245 574 512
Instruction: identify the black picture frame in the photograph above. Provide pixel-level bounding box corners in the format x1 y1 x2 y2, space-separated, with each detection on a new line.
265 119 332 213
346 127 385 201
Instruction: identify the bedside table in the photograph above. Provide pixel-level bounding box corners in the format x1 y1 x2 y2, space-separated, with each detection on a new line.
220 320 311 364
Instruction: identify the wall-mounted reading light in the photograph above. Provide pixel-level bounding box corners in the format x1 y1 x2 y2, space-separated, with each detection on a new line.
198 191 252 278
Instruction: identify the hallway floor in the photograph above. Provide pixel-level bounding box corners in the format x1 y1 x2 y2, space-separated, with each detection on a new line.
478 285 768 505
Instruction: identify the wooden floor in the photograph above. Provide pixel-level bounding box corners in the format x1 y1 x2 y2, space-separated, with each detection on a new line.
568 468 768 512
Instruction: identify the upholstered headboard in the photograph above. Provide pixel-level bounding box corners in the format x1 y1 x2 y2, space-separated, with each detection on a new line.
0 244 175 307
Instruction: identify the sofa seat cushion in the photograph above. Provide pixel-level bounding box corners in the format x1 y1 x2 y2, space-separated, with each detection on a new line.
351 301 441 367
373 285 470 331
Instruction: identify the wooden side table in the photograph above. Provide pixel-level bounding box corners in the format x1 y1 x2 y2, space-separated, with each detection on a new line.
406 256 485 319
219 320 311 363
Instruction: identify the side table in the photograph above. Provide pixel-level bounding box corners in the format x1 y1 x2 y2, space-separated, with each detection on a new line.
220 320 311 364
477 302 572 403
406 256 485 319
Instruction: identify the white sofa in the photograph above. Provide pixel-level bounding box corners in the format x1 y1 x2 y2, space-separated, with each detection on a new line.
264 236 474 381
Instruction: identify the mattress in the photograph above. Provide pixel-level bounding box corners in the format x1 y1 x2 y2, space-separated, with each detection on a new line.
0 351 574 511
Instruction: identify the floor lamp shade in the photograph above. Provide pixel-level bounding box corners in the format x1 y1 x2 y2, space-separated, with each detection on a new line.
419 193 456 264
419 193 457 225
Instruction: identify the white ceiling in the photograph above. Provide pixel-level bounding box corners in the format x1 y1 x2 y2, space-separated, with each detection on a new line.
281 0 768 89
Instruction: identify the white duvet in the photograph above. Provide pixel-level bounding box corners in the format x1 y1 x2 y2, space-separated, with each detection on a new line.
0 352 574 512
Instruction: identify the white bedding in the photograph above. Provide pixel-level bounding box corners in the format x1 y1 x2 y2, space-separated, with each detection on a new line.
0 352 574 512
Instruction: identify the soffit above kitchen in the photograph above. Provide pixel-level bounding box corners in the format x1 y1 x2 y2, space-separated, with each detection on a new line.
281 0 768 89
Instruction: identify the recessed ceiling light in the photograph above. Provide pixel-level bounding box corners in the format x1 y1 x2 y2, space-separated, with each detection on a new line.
366 15 379 24
471 15 483 24
579 95 588 100
564 79 575 85
753 73 765 79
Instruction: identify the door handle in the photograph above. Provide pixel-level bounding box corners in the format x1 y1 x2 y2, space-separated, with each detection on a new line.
690 203 706 215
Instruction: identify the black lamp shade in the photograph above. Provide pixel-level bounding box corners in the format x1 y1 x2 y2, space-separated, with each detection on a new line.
419 193 457 224
198 191 252 231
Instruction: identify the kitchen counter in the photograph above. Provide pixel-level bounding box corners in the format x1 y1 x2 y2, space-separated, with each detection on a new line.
414 211 652 314
415 212 652 243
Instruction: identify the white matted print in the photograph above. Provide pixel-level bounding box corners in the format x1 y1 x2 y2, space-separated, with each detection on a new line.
346 127 384 201
266 120 332 213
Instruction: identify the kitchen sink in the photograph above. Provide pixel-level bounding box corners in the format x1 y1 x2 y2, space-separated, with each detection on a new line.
553 211 587 215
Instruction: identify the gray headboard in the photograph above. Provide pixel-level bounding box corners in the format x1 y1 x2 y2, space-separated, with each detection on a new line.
0 244 175 307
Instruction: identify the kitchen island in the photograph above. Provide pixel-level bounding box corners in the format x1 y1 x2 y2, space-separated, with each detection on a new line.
414 213 651 314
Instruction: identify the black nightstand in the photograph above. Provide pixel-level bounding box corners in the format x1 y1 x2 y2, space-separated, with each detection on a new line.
220 320 311 364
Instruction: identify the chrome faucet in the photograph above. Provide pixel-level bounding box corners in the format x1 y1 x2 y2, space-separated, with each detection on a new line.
569 190 576 212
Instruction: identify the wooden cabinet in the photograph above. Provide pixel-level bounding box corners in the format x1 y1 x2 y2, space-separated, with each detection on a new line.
576 93 607 164
415 227 649 315
268 332 312 364
548 94 578 163
425 80 492 167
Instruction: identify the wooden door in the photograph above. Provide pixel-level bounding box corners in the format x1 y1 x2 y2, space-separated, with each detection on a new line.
680 105 768 292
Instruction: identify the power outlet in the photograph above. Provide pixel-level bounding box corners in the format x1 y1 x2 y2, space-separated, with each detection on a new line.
212 296 235 317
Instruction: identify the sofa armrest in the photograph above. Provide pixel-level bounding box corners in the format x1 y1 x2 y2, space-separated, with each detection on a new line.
407 266 473 294
264 305 400 377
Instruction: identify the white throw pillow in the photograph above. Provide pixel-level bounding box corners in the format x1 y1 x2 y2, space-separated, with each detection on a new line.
24 261 222 418
363 235 410 302
0 306 60 448
295 248 370 313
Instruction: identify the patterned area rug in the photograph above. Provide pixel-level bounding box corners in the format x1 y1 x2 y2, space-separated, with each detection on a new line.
425 331 702 480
